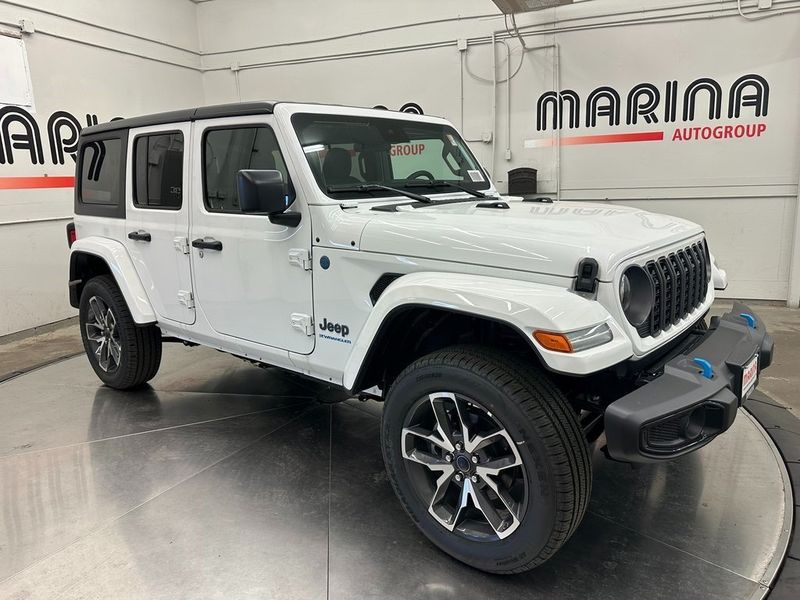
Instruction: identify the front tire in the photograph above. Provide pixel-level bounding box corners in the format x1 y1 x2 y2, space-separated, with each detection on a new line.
79 275 162 389
382 345 591 574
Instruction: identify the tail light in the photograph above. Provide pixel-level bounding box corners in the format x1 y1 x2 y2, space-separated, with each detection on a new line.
66 222 77 247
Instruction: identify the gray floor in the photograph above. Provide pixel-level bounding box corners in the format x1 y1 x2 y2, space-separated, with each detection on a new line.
0 345 791 599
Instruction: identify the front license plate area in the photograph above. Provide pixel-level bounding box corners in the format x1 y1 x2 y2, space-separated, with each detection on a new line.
741 353 759 402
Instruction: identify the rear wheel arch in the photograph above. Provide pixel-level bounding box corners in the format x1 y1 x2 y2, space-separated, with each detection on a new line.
69 251 112 308
68 243 156 324
349 305 548 394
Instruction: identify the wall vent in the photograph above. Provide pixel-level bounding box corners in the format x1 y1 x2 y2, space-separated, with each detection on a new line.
491 0 574 13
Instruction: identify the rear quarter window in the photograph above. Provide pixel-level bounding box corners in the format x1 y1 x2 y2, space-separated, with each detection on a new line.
75 132 127 218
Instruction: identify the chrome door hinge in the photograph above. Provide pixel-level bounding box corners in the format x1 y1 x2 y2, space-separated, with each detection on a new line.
288 248 312 271
290 313 314 336
178 290 195 309
173 237 190 254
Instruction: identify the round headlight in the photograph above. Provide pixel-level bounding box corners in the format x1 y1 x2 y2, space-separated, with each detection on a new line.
620 266 654 327
619 273 632 313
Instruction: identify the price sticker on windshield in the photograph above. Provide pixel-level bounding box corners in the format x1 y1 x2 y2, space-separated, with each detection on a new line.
467 169 485 182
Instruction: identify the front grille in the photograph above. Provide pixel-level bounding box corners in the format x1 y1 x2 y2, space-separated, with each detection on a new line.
636 240 709 338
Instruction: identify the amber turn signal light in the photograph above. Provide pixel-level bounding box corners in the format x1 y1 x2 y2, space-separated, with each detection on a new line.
533 331 573 353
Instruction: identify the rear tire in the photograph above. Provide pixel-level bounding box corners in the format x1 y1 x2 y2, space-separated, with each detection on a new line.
79 275 162 389
382 345 591 573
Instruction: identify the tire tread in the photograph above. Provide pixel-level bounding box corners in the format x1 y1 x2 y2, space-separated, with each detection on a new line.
80 275 161 389
384 345 592 574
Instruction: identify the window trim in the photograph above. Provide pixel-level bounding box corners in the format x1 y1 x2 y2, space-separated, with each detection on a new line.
200 123 295 215
75 130 128 219
131 129 185 212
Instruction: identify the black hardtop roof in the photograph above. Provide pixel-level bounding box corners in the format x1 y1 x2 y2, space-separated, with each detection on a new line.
80 101 276 136
79 101 440 138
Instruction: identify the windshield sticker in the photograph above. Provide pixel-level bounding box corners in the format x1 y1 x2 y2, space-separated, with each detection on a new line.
467 169 485 182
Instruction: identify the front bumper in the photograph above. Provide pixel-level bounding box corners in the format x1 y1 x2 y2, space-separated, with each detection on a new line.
604 302 774 463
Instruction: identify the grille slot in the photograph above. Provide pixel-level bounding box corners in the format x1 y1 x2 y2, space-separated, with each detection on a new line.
636 240 709 338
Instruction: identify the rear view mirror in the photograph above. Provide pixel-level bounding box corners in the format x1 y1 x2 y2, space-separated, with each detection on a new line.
237 170 289 215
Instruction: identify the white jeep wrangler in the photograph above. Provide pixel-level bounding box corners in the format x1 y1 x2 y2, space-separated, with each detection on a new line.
66 101 773 574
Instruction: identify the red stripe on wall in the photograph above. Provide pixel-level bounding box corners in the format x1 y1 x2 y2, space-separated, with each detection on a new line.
528 131 665 148
0 176 76 190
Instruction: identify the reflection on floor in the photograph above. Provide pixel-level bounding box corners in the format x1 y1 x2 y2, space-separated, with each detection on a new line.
0 345 790 599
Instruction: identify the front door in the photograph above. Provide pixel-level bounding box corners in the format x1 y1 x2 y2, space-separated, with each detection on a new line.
189 116 314 354
124 123 195 325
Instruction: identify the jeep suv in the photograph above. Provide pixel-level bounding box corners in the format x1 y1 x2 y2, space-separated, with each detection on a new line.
66 101 773 574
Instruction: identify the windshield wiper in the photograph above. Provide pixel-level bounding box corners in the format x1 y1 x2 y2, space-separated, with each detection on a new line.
327 183 432 203
402 180 494 199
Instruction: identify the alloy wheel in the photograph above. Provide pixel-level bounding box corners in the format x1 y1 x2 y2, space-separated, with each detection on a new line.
85 296 122 372
401 392 528 540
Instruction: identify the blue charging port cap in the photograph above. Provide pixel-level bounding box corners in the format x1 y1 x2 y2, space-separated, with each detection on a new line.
692 358 714 379
739 313 757 328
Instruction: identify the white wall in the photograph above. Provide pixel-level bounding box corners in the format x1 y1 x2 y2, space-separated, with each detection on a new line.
197 0 800 303
0 0 203 336
2 0 799 337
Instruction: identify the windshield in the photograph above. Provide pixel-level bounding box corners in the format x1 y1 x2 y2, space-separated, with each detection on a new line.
291 113 490 200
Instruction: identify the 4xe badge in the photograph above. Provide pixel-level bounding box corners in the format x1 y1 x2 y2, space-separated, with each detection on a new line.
319 318 351 345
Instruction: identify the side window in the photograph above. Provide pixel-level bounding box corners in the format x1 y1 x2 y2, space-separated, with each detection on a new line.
133 132 183 209
203 126 292 213
80 138 122 206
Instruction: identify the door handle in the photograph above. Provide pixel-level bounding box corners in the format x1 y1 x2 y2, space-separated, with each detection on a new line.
128 230 151 242
191 238 223 251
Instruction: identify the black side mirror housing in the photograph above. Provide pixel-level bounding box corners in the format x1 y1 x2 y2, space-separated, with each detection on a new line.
237 169 290 215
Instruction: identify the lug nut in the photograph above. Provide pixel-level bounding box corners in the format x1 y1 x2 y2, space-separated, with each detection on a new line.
471 475 478 483
471 455 478 464
455 442 462 451
445 454 453 462
454 473 463 482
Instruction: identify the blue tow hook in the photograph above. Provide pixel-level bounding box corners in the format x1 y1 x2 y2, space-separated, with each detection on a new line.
692 358 714 379
740 313 757 328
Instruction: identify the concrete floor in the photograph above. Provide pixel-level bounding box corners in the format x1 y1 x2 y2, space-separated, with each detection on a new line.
0 345 792 599
0 318 82 383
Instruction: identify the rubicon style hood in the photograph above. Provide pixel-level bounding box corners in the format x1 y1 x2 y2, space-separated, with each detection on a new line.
358 199 703 280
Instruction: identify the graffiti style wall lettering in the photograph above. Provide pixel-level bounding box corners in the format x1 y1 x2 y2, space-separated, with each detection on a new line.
586 86 621 128
0 106 45 165
47 111 82 165
728 74 769 119
0 109 107 169
626 83 660 125
536 90 580 131
536 74 771 132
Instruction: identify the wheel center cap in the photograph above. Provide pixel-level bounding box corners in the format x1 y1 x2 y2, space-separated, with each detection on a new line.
455 455 471 473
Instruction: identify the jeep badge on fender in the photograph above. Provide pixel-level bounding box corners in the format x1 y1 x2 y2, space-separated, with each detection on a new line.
319 318 349 337
67 100 774 574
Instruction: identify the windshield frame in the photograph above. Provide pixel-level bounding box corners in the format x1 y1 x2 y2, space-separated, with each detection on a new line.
289 111 492 202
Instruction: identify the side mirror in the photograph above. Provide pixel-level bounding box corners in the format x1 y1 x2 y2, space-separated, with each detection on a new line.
237 169 289 215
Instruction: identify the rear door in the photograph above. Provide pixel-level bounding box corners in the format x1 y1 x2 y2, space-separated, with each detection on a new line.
189 116 314 354
124 123 195 325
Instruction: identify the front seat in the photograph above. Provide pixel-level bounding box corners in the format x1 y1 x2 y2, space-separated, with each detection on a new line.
323 148 358 185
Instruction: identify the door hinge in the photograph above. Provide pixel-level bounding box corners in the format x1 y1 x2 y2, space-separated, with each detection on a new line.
178 290 195 309
288 248 312 271
174 237 190 254
290 313 314 336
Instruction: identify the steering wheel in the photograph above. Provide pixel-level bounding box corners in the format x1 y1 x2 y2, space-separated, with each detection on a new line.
406 170 436 181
